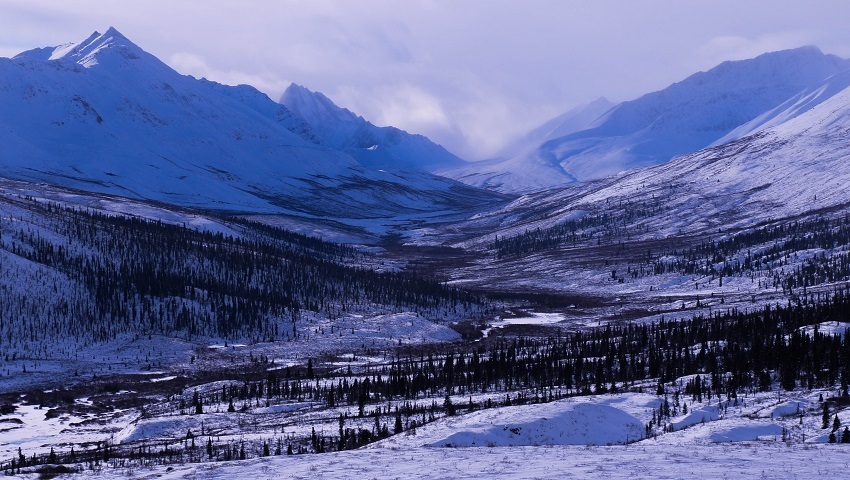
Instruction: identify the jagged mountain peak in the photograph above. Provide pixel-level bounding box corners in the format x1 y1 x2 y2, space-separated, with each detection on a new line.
586 46 849 139
280 83 466 171
660 46 846 98
13 27 157 72
711 65 850 146
281 83 361 126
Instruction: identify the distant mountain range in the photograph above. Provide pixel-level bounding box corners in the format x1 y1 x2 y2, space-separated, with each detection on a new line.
443 46 850 192
0 28 501 236
4 28 850 232
456 64 850 246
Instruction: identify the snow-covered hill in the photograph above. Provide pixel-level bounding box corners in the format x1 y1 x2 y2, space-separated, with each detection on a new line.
280 83 466 171
446 47 850 193
0 29 503 234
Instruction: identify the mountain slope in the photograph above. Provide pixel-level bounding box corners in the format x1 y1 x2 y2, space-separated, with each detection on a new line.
446 47 850 193
711 67 850 146
0 29 503 235
280 83 466 171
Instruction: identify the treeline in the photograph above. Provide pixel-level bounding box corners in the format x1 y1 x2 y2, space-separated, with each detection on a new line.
197 291 850 408
649 216 850 290
495 208 850 296
492 198 665 258
189 288 850 445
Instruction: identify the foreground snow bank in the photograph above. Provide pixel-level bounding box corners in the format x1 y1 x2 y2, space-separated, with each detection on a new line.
72 444 850 480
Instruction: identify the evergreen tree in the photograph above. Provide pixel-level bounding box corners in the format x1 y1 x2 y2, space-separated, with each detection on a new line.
394 411 403 434
444 395 456 416
823 402 830 429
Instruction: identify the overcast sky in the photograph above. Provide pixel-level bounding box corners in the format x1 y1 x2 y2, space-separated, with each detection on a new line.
2 0 850 160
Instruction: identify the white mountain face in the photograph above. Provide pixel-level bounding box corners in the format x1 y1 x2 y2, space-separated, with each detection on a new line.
0 28 502 235
280 83 466 171
444 46 850 193
711 66 850 146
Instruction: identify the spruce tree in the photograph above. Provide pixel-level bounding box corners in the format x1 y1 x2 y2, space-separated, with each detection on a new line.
394 411 403 434
444 395 456 416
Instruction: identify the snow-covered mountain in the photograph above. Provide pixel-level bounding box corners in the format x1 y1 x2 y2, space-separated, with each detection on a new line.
711 66 850 146
280 83 466 171
445 47 850 193
456 74 850 245
0 28 502 234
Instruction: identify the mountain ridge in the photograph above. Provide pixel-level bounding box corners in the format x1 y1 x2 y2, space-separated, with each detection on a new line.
443 46 850 193
0 28 504 236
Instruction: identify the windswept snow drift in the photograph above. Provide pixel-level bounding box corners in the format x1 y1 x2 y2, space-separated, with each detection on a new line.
424 403 644 447
374 395 653 449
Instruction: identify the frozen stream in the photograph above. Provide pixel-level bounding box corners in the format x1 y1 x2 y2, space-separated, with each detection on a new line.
482 311 565 337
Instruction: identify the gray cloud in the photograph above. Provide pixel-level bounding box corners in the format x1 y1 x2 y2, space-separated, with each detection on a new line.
1 0 849 159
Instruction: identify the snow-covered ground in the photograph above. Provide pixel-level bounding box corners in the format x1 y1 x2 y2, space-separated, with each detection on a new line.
60 443 849 480
373 394 653 448
53 385 850 479
8 359 850 478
